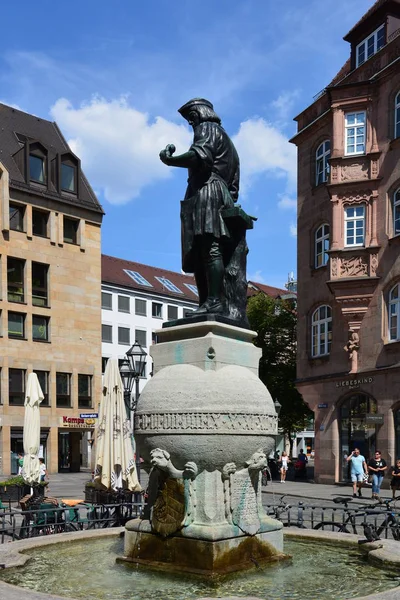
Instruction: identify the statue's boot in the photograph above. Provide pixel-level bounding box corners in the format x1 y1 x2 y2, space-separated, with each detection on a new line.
193 257 224 315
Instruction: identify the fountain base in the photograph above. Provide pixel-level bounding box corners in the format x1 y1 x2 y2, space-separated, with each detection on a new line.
122 519 285 575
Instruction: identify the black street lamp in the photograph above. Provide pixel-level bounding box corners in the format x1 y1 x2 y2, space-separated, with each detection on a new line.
274 399 282 417
119 341 147 483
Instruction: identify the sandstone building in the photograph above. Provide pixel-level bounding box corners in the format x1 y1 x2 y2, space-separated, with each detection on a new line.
292 0 400 483
0 104 103 475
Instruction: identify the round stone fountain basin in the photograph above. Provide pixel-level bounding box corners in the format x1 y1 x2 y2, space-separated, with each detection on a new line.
0 529 399 600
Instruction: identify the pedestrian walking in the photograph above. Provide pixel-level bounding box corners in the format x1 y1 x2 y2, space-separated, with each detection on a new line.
368 450 387 499
390 458 400 499
39 457 48 482
280 451 290 483
17 453 24 475
346 448 367 498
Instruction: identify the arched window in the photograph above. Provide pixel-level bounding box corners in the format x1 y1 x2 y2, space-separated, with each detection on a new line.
395 92 400 139
389 283 400 341
315 140 330 185
340 393 377 477
393 188 400 236
311 305 332 357
315 224 330 268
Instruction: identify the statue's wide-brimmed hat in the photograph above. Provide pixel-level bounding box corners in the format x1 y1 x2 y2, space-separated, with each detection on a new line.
178 98 214 118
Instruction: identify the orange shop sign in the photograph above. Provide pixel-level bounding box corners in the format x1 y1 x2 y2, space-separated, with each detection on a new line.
61 416 95 429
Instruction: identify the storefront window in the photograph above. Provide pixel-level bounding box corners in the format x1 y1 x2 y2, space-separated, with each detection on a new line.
340 393 377 480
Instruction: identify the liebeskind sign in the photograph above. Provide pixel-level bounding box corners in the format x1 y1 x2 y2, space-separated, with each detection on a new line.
335 377 374 388
61 416 95 428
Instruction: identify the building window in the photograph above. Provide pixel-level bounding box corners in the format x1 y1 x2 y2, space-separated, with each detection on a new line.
124 270 153 287
395 92 400 139
340 394 377 476
393 189 400 236
8 311 25 339
118 295 130 313
9 368 25 405
167 305 178 320
101 357 109 374
7 257 25 303
63 217 79 244
102 324 112 343
32 262 49 307
345 205 365 247
34 370 49 406
315 224 330 268
32 209 49 237
389 283 400 341
101 292 112 310
356 24 385 67
29 154 46 183
184 283 199 296
61 163 76 193
135 329 147 347
311 305 332 357
345 112 366 155
32 315 49 342
135 298 147 316
152 302 163 318
118 326 130 345
315 140 330 185
9 203 25 232
155 276 183 294
56 372 71 407
78 374 92 408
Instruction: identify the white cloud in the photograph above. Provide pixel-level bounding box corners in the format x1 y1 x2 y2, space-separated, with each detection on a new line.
290 223 297 237
278 194 297 210
50 96 192 205
247 270 266 284
270 89 300 122
232 118 297 196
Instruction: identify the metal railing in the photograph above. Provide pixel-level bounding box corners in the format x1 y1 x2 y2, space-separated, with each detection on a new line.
0 501 143 542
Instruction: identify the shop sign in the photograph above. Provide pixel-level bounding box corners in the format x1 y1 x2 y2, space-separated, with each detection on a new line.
61 416 95 428
335 376 374 388
365 413 384 425
80 413 98 419
318 403 328 409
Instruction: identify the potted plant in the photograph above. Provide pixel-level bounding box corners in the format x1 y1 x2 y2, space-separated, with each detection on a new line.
0 476 48 502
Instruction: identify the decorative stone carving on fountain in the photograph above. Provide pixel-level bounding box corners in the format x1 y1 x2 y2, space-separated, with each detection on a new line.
146 448 198 537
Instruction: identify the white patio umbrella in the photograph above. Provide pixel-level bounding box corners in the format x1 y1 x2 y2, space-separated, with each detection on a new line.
94 359 141 492
22 372 44 485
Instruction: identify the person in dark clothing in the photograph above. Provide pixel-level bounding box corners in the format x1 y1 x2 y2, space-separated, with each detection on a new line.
368 450 387 499
159 98 240 315
390 459 400 499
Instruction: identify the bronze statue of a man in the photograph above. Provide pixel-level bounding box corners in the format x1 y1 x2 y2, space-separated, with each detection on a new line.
160 98 240 315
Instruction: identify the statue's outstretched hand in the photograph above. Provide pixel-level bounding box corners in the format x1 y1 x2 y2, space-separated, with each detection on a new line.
159 144 176 164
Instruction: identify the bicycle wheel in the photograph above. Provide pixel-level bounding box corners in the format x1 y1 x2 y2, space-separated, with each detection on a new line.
313 521 350 533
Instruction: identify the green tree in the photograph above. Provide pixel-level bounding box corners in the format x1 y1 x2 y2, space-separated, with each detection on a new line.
247 293 313 456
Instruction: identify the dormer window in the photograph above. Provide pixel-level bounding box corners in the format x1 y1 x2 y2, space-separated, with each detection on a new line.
356 24 385 67
61 163 76 193
29 154 45 183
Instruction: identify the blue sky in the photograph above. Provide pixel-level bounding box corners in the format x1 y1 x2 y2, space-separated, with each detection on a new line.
1 0 374 288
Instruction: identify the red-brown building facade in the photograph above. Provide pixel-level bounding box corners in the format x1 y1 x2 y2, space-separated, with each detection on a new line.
292 0 400 483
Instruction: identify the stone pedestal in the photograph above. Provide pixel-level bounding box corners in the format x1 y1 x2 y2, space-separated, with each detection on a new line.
123 321 284 575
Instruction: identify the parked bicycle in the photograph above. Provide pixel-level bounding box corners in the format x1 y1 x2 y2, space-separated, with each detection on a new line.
313 497 400 540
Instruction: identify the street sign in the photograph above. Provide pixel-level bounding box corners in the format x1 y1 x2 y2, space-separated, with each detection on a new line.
318 403 328 409
80 413 98 419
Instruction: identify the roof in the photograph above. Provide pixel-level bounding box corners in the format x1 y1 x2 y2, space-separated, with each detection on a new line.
0 103 103 214
247 281 289 299
102 254 199 303
327 58 352 87
343 0 390 41
102 254 289 303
